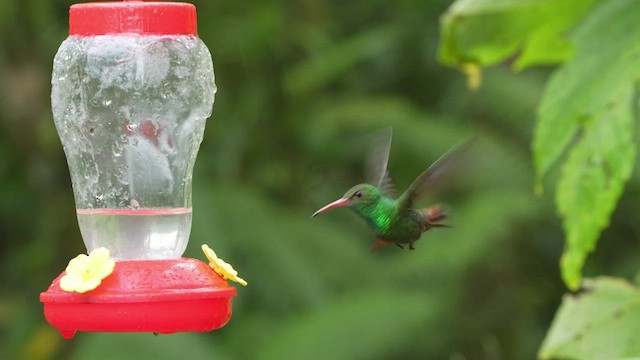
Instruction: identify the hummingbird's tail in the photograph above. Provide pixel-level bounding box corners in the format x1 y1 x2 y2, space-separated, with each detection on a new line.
423 204 449 228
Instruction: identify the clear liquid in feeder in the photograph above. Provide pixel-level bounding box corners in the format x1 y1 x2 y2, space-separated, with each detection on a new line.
52 26 216 260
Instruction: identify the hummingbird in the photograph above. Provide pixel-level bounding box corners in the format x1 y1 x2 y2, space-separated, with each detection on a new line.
312 128 470 250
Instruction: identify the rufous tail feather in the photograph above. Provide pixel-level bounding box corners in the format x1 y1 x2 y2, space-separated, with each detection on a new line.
425 204 449 224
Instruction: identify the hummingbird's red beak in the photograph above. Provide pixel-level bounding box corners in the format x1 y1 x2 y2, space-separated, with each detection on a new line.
311 198 350 217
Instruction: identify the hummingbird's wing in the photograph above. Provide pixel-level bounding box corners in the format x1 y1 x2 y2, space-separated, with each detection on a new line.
366 127 397 198
398 138 474 209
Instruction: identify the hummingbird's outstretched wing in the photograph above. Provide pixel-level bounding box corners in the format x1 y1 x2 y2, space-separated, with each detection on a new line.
366 127 397 198
398 138 474 210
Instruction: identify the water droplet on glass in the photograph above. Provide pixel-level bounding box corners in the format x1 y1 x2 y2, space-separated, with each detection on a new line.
112 143 122 157
130 199 140 210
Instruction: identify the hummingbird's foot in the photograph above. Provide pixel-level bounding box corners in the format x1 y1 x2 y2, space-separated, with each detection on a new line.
409 243 415 250
395 244 404 249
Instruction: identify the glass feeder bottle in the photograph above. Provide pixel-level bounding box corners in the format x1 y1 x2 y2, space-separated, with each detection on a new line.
41 0 236 339
51 0 216 260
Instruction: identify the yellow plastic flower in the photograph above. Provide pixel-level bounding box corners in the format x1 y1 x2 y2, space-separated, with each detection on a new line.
202 244 247 286
59 247 115 293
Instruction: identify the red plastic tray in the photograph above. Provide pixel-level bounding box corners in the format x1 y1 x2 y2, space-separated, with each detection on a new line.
40 258 236 338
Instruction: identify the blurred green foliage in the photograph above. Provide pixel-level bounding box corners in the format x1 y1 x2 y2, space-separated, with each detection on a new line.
1 0 638 359
442 0 640 358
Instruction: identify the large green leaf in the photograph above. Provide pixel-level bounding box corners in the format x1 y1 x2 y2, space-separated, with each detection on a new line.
539 277 640 360
534 0 638 290
439 0 597 75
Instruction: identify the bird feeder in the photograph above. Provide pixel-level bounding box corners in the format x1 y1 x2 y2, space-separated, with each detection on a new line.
40 0 239 338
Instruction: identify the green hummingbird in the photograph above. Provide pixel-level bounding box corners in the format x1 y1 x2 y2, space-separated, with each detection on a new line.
312 128 470 250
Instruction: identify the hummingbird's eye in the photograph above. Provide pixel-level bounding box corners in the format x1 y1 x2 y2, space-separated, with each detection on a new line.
353 191 363 199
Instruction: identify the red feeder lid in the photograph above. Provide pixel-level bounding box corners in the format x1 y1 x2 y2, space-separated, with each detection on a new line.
69 1 197 36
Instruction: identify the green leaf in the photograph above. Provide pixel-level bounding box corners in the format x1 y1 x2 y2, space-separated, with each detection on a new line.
556 95 635 290
534 0 638 290
539 277 640 360
439 0 597 73
534 0 640 183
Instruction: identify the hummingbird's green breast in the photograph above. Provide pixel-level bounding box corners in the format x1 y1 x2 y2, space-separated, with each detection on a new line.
361 196 396 234
377 209 426 243
349 195 418 242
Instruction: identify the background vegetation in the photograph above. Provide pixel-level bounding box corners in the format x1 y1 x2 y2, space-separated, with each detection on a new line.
1 0 637 359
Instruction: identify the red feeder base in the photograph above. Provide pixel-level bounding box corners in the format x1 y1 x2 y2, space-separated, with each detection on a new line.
40 258 236 339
